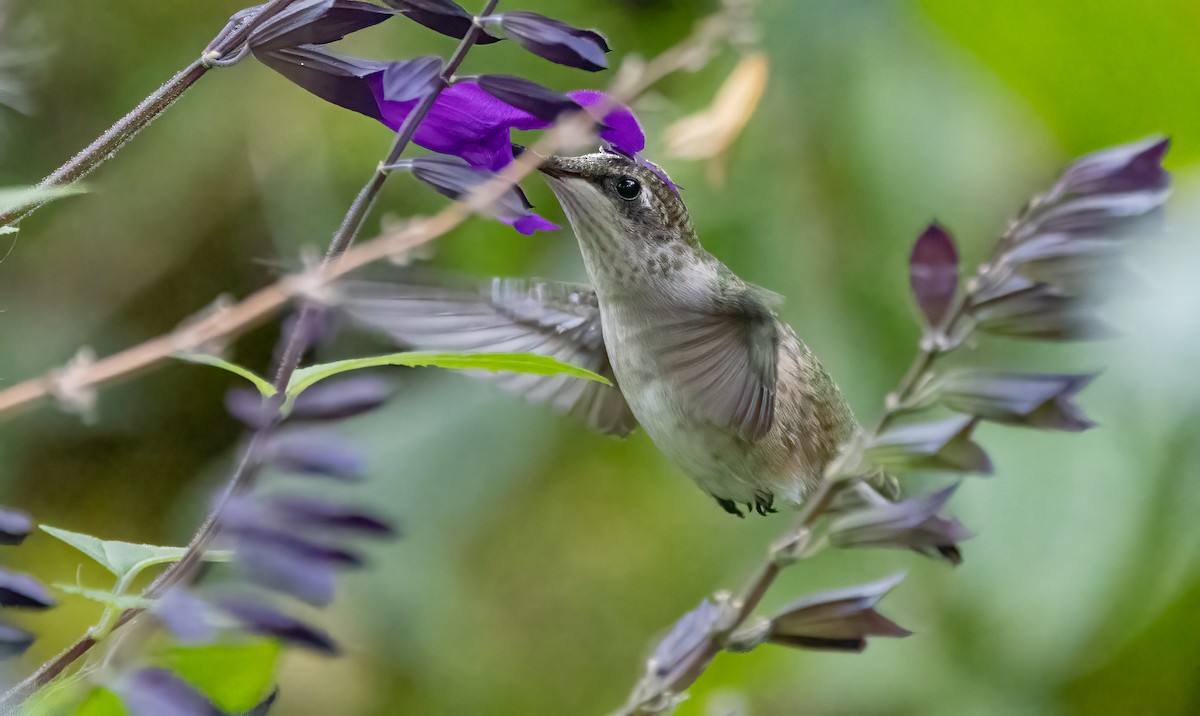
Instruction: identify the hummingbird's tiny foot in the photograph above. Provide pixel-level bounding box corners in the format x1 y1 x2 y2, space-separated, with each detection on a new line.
715 497 744 518
753 492 776 515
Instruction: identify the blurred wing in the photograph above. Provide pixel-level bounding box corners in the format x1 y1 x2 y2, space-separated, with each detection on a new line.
340 278 638 437
655 288 779 442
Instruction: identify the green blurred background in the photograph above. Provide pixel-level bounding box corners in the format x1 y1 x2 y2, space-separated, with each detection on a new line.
2 0 1200 714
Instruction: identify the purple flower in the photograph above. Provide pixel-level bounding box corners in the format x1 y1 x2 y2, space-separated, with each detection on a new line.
0 623 34 660
262 431 367 480
768 574 911 652
247 0 395 53
867 416 994 474
0 569 55 609
396 156 560 234
218 598 339 654
938 370 1097 431
481 11 610 72
152 588 216 644
829 484 972 564
383 0 501 44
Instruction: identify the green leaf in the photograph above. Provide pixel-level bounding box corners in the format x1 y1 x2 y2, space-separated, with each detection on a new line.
73 688 126 716
159 640 282 712
286 351 610 406
17 675 95 716
175 353 277 397
0 185 87 216
52 583 151 610
39 525 230 581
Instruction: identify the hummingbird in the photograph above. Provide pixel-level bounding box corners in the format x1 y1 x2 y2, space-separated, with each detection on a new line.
342 151 857 517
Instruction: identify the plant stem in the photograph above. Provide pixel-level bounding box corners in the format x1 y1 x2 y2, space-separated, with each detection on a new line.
0 0 302 229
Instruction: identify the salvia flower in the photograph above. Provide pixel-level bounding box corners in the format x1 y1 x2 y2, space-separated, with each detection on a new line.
767 574 911 652
829 484 971 564
383 0 500 43
473 74 587 124
393 156 560 234
219 598 339 654
866 416 993 474
118 668 220 716
286 375 393 421
937 370 1097 431
909 222 959 329
480 11 610 71
630 598 722 705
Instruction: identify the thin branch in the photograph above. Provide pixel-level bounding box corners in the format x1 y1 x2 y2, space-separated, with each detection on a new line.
0 0 303 228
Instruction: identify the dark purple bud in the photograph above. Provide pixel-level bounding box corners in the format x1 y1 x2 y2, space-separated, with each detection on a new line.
152 589 216 644
262 432 367 480
0 505 33 546
829 485 971 564
257 46 389 123
482 11 610 72
235 539 337 607
249 0 395 53
939 370 1097 431
1052 136 1170 199
226 388 278 429
0 623 34 660
266 496 397 538
119 668 220 716
648 599 721 687
288 375 393 421
383 0 501 44
769 574 911 652
473 75 583 123
867 416 993 474
909 222 959 328
0 569 54 609
969 276 1114 342
397 156 560 235
234 527 363 568
218 599 339 654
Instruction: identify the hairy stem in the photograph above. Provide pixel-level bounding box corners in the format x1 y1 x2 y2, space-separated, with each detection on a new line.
0 0 302 229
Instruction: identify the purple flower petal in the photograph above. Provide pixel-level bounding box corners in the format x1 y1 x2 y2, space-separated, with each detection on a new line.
769 573 911 652
263 431 367 480
378 56 443 104
267 496 397 538
0 505 32 546
234 536 338 606
475 75 583 123
258 46 390 123
119 668 220 716
0 623 34 660
938 370 1097 431
383 0 501 44
505 213 562 235
829 485 972 563
288 375 393 421
649 599 721 680
569 90 645 154
0 569 54 610
152 589 216 644
485 11 609 72
398 156 560 233
218 599 339 654
248 0 395 53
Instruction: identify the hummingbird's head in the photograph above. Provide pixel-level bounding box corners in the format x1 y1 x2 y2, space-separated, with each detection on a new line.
539 152 708 296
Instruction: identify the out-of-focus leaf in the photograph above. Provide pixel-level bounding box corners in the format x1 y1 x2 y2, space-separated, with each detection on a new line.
74 688 126 716
159 640 282 713
909 222 959 328
866 416 993 474
938 370 1097 431
0 185 86 215
176 354 276 397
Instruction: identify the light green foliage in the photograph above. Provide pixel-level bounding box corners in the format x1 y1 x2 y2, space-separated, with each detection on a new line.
158 640 281 712
176 353 278 397
40 525 190 578
0 185 86 216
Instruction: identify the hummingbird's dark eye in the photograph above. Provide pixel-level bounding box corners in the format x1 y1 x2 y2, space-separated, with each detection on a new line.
615 177 641 201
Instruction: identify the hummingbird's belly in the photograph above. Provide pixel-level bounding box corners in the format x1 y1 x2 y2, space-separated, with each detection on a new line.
606 338 804 506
